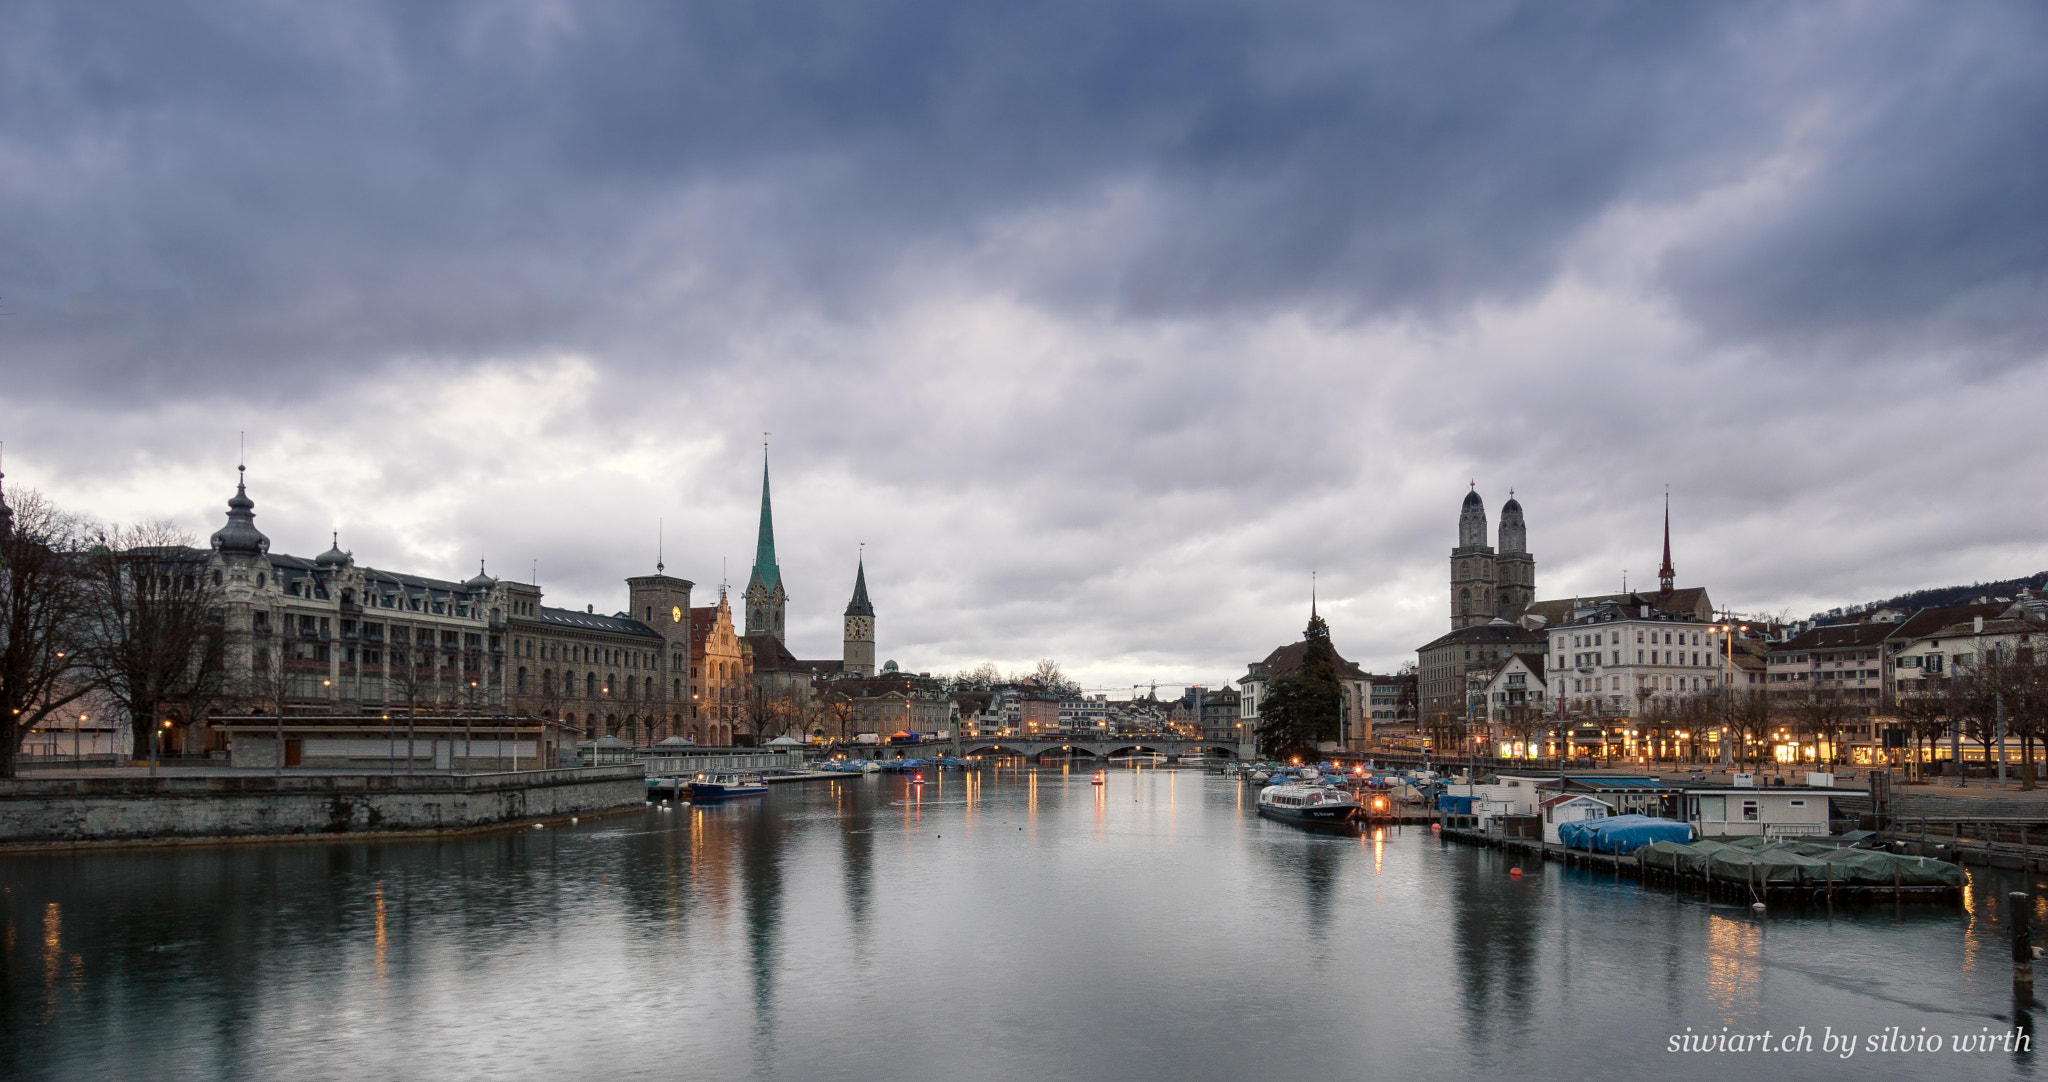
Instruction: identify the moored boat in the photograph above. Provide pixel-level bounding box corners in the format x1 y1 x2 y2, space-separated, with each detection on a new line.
686 771 768 801
1256 783 1361 828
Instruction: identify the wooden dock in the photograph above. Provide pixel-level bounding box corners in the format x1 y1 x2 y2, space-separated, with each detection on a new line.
1438 827 1961 906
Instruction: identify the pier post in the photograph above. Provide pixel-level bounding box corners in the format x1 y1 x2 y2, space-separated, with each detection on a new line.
2015 893 2035 988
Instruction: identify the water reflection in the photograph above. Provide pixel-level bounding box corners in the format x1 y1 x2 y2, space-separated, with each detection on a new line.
2 772 2042 1082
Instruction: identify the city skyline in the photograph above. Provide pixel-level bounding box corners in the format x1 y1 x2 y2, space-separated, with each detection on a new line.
3 3 2046 684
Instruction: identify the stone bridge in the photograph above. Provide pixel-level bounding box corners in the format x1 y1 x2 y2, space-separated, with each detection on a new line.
952 737 1245 764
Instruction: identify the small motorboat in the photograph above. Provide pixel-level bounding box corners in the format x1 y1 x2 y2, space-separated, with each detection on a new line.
685 772 768 801
1256 783 1361 828
1090 772 1105 786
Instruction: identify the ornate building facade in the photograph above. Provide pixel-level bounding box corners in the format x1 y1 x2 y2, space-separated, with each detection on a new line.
690 589 750 745
195 467 697 754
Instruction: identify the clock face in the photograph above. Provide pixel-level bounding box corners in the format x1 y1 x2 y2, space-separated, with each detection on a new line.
671 605 683 623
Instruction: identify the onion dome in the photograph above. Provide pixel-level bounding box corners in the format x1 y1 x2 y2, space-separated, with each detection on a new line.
209 467 271 557
1462 488 1484 510
315 532 350 567
1501 494 1523 515
464 559 498 591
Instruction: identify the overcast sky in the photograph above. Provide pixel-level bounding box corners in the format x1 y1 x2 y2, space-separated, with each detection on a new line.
2 1 2045 690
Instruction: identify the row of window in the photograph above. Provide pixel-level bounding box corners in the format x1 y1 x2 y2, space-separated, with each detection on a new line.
514 667 686 702
1567 629 1714 649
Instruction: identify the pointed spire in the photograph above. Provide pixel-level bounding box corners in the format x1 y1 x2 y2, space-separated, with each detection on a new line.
747 444 779 591
656 518 665 574
845 547 874 617
1311 570 1317 619
1658 488 1675 596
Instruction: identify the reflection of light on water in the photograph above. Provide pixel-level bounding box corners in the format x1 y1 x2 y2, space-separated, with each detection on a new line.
1373 828 1384 877
374 883 387 983
1704 916 1762 1019
41 902 60 1023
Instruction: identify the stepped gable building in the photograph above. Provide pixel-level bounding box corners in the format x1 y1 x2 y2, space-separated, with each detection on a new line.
191 466 693 756
1451 486 1537 629
691 588 750 744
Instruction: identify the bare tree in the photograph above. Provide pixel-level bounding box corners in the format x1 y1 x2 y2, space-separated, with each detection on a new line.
953 662 1003 692
1788 688 1857 768
75 523 228 760
0 490 94 776
1725 688 1774 769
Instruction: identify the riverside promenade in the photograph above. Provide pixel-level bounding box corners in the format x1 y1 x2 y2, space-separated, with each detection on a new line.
0 763 647 850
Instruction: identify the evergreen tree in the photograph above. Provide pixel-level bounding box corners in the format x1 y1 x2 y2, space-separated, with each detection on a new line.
1256 611 1343 758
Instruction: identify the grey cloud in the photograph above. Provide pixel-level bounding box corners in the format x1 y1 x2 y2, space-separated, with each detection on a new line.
4 2 2047 685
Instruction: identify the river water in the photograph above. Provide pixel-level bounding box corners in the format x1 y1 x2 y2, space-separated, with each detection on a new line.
1 767 2041 1081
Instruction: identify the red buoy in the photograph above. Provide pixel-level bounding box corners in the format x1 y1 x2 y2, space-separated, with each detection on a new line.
1510 867 1523 878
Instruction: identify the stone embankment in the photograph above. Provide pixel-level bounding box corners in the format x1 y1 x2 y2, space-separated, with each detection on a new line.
0 766 646 849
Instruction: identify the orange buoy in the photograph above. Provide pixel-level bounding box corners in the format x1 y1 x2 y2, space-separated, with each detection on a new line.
1510 867 1523 877
1430 823 1441 832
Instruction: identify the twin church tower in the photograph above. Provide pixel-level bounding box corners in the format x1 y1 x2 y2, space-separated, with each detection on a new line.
1451 486 1536 629
740 451 878 678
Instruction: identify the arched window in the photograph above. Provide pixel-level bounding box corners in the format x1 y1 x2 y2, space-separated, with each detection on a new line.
673 679 681 699
212 570 223 586
517 667 528 691
586 673 597 698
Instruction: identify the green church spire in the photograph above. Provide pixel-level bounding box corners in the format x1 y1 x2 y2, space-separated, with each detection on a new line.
748 450 779 591
743 442 788 640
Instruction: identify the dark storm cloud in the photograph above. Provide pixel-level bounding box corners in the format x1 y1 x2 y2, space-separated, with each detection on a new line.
3 1 2047 682
3 0 1795 395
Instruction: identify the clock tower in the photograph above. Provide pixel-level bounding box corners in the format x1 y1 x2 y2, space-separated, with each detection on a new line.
842 556 876 678
628 571 695 708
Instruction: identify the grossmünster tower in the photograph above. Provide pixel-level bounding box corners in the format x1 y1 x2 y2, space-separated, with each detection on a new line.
1451 486 1535 628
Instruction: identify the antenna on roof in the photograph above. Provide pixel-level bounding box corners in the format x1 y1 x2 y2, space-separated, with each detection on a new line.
657 517 665 574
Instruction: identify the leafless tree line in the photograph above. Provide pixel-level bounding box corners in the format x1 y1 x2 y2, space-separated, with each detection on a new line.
1 491 237 775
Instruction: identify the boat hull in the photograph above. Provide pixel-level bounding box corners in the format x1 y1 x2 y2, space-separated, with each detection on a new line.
1256 803 1360 828
685 784 767 801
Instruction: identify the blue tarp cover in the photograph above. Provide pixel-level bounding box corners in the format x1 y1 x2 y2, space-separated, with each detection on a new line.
1437 794 1477 815
1559 814 1692 853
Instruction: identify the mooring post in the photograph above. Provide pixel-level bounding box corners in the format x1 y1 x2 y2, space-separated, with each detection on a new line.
2014 892 2035 988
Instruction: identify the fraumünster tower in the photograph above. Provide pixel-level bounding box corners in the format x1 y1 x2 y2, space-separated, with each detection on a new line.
743 450 788 641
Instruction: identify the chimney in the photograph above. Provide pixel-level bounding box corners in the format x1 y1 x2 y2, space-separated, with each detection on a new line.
1974 616 1985 634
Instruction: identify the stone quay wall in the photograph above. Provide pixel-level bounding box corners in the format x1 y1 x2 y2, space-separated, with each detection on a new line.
0 766 647 847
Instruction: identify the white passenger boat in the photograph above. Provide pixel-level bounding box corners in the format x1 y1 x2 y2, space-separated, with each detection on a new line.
1256 784 1361 828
